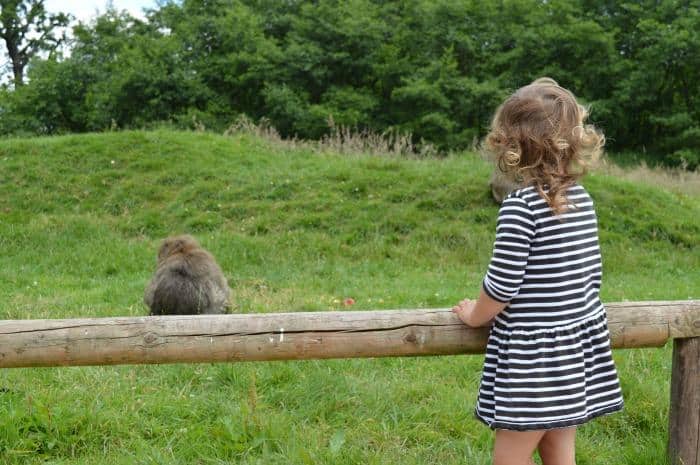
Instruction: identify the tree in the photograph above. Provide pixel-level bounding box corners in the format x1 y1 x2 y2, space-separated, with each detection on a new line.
0 0 70 86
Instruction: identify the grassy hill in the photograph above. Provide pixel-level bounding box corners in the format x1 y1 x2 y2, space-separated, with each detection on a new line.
0 130 698 464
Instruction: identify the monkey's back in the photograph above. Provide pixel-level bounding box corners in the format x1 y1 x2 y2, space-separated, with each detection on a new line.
145 251 230 315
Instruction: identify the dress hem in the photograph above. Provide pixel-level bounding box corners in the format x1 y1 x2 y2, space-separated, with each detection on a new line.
474 400 624 431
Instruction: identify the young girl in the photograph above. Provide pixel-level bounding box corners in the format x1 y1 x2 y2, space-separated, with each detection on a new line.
452 78 624 465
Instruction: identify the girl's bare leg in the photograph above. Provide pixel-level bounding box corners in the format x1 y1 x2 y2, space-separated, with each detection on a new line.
537 427 576 465
493 429 546 465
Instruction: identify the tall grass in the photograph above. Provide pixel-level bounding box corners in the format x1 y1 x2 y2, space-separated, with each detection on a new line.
0 130 697 464
597 156 700 197
224 115 700 197
224 115 438 158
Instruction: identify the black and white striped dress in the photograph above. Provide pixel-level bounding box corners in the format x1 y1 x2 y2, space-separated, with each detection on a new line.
475 184 624 431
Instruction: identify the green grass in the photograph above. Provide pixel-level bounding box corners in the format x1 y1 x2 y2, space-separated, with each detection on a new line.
0 130 698 464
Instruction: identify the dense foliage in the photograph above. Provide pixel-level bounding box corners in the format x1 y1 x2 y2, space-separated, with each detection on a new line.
1 0 699 168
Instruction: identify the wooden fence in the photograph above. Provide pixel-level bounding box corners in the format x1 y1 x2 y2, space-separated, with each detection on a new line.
1 300 698 464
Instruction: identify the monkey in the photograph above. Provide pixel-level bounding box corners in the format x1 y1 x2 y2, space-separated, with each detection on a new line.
144 235 231 315
489 168 524 203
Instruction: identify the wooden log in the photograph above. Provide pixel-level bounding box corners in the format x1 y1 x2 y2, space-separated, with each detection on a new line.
669 336 700 465
0 300 698 368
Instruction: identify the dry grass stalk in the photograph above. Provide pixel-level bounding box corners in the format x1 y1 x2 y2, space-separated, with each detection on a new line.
224 115 437 158
596 157 700 197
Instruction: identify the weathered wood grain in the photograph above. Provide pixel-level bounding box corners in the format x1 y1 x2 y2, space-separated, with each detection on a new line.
0 300 697 368
669 336 700 465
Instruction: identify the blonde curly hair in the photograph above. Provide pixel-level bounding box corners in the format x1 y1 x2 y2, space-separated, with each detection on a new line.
484 77 604 214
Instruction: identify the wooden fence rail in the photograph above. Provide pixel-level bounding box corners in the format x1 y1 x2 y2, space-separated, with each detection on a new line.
1 300 698 464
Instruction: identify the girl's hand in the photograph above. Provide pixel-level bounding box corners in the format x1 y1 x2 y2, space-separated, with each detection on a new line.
451 298 476 325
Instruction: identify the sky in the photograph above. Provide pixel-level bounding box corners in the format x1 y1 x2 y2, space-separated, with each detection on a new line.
44 0 159 23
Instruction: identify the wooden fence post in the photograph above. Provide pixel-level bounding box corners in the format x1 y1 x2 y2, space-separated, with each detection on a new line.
669 336 700 465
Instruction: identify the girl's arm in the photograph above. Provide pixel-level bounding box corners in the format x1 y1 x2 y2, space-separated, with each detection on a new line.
453 194 534 327
451 287 507 327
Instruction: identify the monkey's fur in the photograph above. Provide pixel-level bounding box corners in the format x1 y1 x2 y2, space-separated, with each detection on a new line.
144 235 230 315
489 169 524 203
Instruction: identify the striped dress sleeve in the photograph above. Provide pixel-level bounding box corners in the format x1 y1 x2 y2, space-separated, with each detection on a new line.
482 195 536 303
